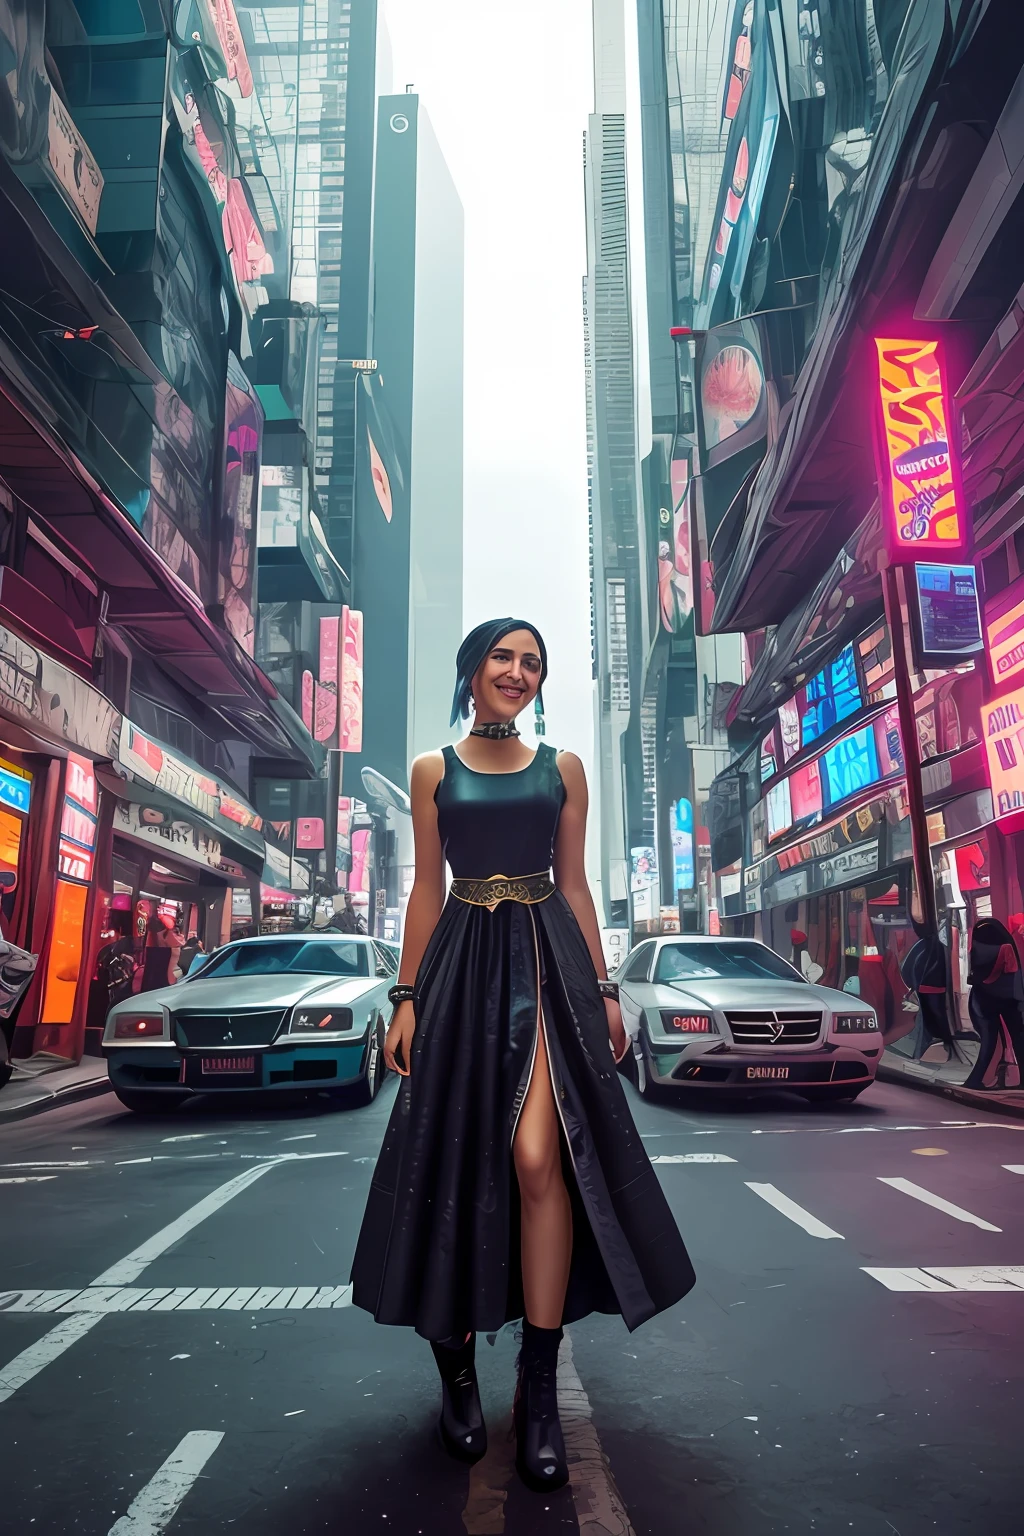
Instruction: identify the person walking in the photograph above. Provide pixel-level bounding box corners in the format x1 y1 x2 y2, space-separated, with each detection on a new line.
350 619 694 1491
964 917 1024 1089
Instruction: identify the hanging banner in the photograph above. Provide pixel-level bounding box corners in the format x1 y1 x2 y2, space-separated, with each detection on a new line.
339 607 364 753
874 338 967 560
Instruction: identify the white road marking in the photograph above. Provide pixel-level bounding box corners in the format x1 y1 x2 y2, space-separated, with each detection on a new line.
0 1314 104 1403
92 1162 280 1284
650 1153 736 1164
877 1177 1002 1232
0 1176 57 1184
0 1160 98 1168
1003 1165 1024 1175
864 1266 1024 1292
281 1134 317 1142
107 1429 224 1535
745 1183 844 1240
161 1134 216 1143
559 1329 635 1534
0 1285 355 1313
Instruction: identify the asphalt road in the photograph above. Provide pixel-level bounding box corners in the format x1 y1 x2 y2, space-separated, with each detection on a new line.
1 1074 1023 1536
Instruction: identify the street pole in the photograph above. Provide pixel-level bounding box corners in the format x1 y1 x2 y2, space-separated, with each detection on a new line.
881 561 937 930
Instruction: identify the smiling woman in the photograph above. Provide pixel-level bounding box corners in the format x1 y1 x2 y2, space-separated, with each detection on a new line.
350 618 695 1494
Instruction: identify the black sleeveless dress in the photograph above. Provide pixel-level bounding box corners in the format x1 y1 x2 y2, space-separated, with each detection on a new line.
350 742 695 1340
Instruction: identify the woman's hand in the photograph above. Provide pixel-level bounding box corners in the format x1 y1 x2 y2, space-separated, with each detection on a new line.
604 996 628 1063
384 1000 416 1077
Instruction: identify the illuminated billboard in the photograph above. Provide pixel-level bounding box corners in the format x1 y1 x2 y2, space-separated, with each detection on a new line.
874 338 966 559
986 575 1024 691
912 563 983 668
339 606 364 753
671 799 694 892
800 644 861 748
983 685 1024 821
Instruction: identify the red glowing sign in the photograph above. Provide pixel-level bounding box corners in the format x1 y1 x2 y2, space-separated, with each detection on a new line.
874 338 966 559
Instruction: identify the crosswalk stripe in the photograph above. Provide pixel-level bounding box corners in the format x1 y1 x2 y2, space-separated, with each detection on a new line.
877 1177 1002 1232
0 1284 365 1313
865 1266 1024 1292
1003 1165 1024 1175
651 1153 736 1163
108 1430 224 1535
0 1315 104 1403
745 1182 844 1239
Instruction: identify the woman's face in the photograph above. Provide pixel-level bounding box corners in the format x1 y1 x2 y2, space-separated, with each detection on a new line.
471 628 542 723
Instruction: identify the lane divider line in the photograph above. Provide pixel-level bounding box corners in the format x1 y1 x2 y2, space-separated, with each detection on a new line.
107 1429 224 1536
864 1266 1024 1292
0 1314 104 1404
1003 1165 1024 1175
92 1162 280 1285
876 1177 1002 1232
650 1153 736 1164
559 1329 636 1535
745 1182 844 1240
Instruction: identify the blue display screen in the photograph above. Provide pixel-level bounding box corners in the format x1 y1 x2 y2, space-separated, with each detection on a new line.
0 766 31 815
822 726 880 808
800 644 861 748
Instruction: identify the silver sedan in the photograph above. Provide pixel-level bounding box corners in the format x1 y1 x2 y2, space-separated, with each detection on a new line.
615 936 881 1104
102 933 398 1114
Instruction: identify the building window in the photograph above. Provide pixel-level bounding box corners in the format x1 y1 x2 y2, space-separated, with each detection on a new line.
606 577 630 712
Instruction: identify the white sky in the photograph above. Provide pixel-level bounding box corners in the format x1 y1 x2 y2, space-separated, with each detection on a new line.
382 0 596 771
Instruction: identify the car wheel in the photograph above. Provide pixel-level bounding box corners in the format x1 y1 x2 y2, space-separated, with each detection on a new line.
333 1020 385 1109
114 1088 188 1115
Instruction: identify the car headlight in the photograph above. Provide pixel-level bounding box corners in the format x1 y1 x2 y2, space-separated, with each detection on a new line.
288 1007 354 1034
659 1010 717 1035
832 1012 879 1033
112 1013 165 1040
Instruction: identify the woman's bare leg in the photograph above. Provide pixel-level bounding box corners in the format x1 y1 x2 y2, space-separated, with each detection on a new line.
513 1019 572 1328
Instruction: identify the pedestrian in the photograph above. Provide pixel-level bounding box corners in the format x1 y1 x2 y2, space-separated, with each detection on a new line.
332 892 363 934
350 619 695 1491
138 914 183 993
899 918 957 1058
964 917 1024 1090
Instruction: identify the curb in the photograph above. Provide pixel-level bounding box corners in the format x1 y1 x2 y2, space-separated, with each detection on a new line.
876 1062 1024 1122
0 1073 114 1126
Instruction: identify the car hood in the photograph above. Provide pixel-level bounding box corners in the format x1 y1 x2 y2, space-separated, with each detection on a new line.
649 978 866 1014
120 974 375 1014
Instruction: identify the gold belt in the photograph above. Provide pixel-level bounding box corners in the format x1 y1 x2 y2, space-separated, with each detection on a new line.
450 870 555 908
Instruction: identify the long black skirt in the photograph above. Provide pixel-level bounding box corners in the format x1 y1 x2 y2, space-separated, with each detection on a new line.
350 890 696 1341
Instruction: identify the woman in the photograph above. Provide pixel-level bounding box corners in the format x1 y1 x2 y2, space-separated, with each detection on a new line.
351 619 694 1492
964 917 1024 1089
138 914 183 993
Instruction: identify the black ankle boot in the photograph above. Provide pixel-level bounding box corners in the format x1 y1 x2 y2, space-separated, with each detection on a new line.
513 1321 568 1491
430 1333 487 1463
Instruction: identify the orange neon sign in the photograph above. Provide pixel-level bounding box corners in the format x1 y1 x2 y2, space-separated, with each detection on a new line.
874 338 966 559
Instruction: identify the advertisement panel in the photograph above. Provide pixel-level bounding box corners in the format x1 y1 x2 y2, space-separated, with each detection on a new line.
339 606 364 753
985 575 1024 691
315 616 340 745
57 753 98 882
800 645 861 748
874 338 966 559
219 354 262 656
659 460 693 633
671 799 694 892
982 685 1024 820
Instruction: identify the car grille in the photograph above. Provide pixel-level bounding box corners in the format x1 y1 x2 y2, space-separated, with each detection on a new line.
172 1010 287 1049
724 1011 823 1045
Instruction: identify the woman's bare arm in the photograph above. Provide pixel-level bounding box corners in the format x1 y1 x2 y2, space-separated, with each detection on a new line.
383 750 446 1075
552 751 607 979
553 751 627 1060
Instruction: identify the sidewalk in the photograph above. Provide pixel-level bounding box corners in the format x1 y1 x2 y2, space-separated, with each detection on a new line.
878 1044 1024 1121
0 1056 112 1125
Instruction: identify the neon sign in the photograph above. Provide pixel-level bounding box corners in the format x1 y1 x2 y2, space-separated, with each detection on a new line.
983 684 1024 821
874 338 966 558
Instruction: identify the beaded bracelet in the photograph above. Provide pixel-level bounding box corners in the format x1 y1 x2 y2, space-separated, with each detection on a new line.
387 984 415 1007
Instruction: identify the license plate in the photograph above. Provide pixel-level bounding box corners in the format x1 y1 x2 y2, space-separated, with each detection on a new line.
201 1056 255 1074
746 1065 790 1081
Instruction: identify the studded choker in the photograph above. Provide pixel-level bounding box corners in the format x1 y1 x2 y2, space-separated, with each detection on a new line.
469 721 520 740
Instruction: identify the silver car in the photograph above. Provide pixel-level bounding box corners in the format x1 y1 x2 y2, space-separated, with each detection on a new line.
616 936 881 1104
102 933 398 1115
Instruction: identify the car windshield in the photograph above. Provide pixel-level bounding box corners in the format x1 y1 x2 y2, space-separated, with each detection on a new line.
654 943 803 984
197 941 369 979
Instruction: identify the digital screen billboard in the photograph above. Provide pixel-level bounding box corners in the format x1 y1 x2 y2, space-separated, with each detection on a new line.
789 759 823 824
766 776 792 841
913 563 983 667
822 726 881 809
759 725 778 783
874 338 966 559
671 799 694 892
800 644 861 748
